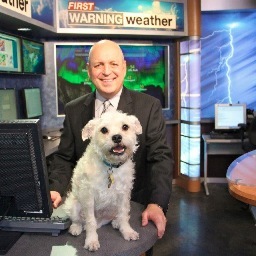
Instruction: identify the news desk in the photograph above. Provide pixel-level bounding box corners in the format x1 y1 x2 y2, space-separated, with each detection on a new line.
1 131 158 256
3 201 157 256
227 150 256 223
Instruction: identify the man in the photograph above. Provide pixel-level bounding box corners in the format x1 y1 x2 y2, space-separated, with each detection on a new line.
48 39 173 242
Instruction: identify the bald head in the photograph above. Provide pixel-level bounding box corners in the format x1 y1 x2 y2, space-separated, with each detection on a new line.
87 40 126 99
88 40 124 64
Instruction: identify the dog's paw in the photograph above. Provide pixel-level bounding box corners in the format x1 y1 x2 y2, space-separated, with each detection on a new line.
122 229 139 241
69 223 83 236
84 239 100 251
111 219 120 229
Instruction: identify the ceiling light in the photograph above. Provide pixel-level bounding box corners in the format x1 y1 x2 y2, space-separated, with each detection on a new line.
17 28 31 31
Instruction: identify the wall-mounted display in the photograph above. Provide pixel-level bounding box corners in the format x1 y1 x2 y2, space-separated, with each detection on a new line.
55 43 170 116
0 32 22 73
0 88 18 120
21 38 45 75
0 31 45 75
22 87 43 118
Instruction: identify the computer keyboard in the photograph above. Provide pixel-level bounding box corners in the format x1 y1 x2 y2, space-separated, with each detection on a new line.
0 216 71 236
210 132 241 140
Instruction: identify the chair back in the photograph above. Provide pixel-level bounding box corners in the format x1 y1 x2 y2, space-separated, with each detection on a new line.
248 116 256 146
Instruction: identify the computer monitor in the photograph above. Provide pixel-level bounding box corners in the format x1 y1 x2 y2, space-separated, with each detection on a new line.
214 103 247 131
23 88 43 118
0 119 52 218
0 89 18 120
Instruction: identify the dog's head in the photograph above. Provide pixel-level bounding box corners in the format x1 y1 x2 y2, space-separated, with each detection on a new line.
81 111 142 165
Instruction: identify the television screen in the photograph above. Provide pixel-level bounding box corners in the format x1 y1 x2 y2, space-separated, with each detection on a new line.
0 88 18 120
23 88 43 118
122 44 169 109
214 103 246 130
0 119 52 218
55 43 169 115
21 38 45 74
0 32 22 73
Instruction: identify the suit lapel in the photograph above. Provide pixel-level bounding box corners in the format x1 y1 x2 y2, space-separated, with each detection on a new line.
81 92 95 127
118 87 133 114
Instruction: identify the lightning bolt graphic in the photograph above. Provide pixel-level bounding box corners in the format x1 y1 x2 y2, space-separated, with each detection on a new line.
201 24 236 103
180 53 201 178
180 56 189 110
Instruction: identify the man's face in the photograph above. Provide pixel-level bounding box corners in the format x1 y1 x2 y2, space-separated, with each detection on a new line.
87 41 126 99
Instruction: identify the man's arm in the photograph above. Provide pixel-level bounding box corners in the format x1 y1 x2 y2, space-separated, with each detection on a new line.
141 99 173 238
145 99 174 212
48 110 76 197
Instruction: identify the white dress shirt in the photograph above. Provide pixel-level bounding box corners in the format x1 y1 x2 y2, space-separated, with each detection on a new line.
95 88 122 118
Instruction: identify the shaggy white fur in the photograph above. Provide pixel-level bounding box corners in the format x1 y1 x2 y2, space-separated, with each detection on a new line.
63 111 142 251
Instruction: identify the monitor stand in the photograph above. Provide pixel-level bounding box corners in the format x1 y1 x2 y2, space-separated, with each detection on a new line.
0 230 22 255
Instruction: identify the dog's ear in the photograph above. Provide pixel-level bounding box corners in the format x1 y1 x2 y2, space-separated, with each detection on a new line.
81 119 97 141
129 116 142 135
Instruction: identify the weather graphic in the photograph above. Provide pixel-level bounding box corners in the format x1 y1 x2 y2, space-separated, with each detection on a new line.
22 39 45 74
55 44 169 115
31 0 54 26
201 11 256 118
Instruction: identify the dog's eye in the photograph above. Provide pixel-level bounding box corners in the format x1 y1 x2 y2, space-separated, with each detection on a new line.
122 124 129 131
101 127 108 134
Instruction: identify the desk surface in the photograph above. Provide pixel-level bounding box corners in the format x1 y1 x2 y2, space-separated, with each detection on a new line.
202 134 242 143
4 202 158 256
227 150 256 206
227 150 256 187
42 129 61 157
43 138 60 157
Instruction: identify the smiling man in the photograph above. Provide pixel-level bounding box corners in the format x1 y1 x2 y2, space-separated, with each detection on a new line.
87 40 126 99
48 40 173 255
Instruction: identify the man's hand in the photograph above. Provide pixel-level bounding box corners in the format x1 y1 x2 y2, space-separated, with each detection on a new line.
50 191 62 208
141 204 167 239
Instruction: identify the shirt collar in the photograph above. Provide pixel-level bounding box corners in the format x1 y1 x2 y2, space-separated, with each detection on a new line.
95 88 122 112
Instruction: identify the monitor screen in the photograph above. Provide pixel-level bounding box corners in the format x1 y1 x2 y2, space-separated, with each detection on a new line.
21 38 45 75
0 32 22 73
23 88 43 118
214 103 246 130
0 119 52 218
55 43 170 115
122 44 169 109
0 89 18 120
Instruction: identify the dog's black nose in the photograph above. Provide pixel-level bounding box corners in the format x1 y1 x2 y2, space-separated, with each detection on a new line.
112 134 122 143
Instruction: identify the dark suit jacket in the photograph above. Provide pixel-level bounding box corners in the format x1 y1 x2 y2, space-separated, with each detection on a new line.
48 87 173 211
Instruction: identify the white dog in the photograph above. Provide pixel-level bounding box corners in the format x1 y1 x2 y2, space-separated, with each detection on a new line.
63 111 142 251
